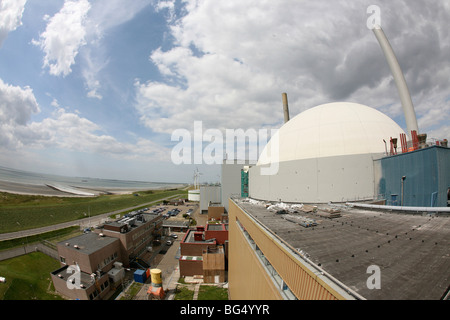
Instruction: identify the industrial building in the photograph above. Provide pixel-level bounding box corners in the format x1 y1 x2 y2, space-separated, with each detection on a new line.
228 103 450 301
228 198 450 300
249 102 406 203
375 145 450 207
51 210 164 300
227 26 449 300
178 223 229 283
221 159 252 212
200 185 221 213
51 232 122 300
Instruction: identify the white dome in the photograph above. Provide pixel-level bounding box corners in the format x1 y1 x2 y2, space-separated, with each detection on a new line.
258 102 405 165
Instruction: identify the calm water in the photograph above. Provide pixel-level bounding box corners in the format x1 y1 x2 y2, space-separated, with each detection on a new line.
0 165 183 191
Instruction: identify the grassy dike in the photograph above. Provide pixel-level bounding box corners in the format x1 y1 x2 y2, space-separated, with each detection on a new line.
0 188 187 234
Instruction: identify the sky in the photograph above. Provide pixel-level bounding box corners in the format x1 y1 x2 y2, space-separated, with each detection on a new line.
0 0 449 184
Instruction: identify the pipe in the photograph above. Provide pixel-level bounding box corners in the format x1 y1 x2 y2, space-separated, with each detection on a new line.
372 25 419 138
282 92 290 123
346 202 450 213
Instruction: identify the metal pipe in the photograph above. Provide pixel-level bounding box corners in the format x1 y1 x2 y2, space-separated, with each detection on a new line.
346 202 450 213
372 25 419 138
282 92 290 123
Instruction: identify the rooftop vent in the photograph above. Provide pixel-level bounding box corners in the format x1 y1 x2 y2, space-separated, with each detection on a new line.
194 232 203 241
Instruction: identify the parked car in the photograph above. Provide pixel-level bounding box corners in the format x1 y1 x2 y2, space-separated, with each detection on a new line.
169 233 178 239
166 240 173 246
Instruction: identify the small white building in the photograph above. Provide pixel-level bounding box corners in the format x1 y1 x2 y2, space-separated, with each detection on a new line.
188 189 200 202
200 186 221 213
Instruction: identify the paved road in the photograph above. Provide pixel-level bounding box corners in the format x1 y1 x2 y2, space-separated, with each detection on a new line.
133 205 209 300
0 193 185 241
133 233 183 300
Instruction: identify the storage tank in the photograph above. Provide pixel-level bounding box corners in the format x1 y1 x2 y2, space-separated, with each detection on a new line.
147 268 166 300
150 269 163 288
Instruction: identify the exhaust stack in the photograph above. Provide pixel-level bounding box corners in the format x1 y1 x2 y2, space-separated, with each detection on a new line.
282 92 290 123
372 25 419 138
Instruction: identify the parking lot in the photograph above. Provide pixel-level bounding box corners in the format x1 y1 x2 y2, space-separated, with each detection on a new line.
127 202 205 300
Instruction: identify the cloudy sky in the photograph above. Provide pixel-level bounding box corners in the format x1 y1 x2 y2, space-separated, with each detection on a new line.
0 0 449 184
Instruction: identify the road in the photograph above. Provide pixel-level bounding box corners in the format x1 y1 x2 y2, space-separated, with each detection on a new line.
133 204 206 300
0 193 185 241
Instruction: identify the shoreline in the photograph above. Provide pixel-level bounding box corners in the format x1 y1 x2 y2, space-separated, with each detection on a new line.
0 180 187 197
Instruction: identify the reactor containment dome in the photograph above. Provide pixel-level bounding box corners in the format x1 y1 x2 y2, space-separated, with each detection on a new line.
249 102 405 203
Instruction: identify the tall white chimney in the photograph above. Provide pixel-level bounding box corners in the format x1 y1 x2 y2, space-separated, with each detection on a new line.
372 25 419 138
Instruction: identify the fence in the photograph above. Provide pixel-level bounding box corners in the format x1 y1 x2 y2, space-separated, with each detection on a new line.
0 242 58 262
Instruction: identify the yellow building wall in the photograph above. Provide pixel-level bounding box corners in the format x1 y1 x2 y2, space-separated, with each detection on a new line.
228 199 347 300
228 212 284 300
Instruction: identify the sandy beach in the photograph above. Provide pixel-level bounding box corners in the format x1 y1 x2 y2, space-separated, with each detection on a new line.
0 180 139 197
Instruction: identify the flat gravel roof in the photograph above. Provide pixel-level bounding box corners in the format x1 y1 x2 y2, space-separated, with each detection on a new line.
234 199 450 300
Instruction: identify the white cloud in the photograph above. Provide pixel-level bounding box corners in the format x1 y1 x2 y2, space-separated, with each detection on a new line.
0 0 27 47
32 0 91 77
31 0 151 96
0 78 170 161
135 0 450 141
81 47 107 100
24 107 170 161
79 0 153 99
0 78 40 148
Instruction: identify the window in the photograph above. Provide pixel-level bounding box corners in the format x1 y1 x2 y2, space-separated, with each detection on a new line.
60 256 66 264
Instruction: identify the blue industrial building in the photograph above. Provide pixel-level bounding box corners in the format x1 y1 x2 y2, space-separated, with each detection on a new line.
377 145 450 207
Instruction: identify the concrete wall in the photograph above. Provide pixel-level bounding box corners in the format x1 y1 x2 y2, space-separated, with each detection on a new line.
179 258 203 277
200 186 221 212
221 160 251 211
205 224 228 244
207 206 224 220
249 153 381 203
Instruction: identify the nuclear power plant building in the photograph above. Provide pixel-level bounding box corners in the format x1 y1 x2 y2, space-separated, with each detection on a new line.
227 101 449 300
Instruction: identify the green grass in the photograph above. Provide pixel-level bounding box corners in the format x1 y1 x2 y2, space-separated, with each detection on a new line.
0 188 187 234
172 282 228 300
0 252 63 300
174 285 195 300
197 285 228 300
119 282 143 300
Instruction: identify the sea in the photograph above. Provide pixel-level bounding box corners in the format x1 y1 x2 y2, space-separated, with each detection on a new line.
0 165 184 193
